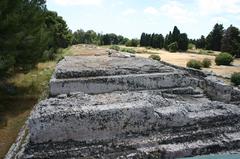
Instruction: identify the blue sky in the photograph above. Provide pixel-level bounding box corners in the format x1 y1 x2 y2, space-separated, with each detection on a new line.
46 0 240 39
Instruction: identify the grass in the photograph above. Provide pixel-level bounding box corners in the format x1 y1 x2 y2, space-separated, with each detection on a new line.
187 49 219 56
0 47 72 158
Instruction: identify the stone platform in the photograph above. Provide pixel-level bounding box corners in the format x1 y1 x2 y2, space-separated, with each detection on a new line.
8 55 240 159
50 56 200 96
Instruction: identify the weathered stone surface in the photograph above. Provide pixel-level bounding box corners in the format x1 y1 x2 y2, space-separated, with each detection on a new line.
55 56 176 79
8 55 240 159
50 56 201 96
24 90 240 158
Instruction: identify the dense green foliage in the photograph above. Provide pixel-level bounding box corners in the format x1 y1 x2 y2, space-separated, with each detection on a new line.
164 26 189 52
149 55 161 61
192 24 240 58
186 60 202 69
125 39 139 47
202 58 212 68
221 25 240 58
140 33 164 49
231 72 240 86
140 26 188 51
168 42 178 52
215 52 234 66
72 30 130 46
206 24 224 51
0 0 72 75
194 36 206 49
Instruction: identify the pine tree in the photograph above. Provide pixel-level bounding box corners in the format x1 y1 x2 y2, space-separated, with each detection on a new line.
140 33 146 46
206 23 224 51
178 33 188 51
221 25 240 57
172 26 180 43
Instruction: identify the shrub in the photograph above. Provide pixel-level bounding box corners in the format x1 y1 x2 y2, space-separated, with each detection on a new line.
168 42 178 52
149 55 161 61
202 58 212 68
186 59 202 69
188 43 196 50
110 45 120 51
121 48 136 54
231 72 240 86
215 52 234 66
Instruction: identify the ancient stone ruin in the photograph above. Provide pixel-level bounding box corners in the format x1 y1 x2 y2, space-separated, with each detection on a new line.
6 53 240 159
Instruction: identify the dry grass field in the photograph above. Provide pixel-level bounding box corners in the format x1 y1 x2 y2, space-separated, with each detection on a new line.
70 45 240 78
136 49 240 78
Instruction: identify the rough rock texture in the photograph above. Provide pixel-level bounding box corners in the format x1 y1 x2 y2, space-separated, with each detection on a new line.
8 55 240 159
55 56 176 79
50 56 201 96
24 90 240 158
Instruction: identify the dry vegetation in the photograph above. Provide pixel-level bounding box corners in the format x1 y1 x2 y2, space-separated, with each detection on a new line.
135 48 240 78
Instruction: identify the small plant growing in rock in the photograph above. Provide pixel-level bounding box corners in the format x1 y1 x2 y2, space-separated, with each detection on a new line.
186 59 202 69
231 72 240 86
202 58 212 68
110 45 120 51
149 55 161 61
215 52 234 66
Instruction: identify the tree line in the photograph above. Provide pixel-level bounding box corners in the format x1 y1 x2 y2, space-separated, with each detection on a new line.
140 26 189 52
72 29 139 47
0 0 72 75
1 1 240 77
192 23 240 57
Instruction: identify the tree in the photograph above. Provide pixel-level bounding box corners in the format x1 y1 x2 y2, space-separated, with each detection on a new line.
163 26 188 51
206 23 224 51
196 35 206 49
72 29 85 44
178 33 188 51
126 39 139 47
45 11 72 50
0 0 49 73
172 26 180 42
140 33 146 46
221 25 240 57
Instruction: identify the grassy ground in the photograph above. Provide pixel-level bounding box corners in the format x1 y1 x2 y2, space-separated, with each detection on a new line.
0 48 72 158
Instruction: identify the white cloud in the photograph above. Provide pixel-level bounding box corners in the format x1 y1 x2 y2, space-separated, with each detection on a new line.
122 9 137 16
198 0 240 15
53 0 103 6
160 1 196 24
144 7 159 15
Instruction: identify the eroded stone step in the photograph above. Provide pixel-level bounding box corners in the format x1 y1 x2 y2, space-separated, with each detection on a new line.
50 72 199 96
55 56 177 79
22 131 240 159
29 91 240 144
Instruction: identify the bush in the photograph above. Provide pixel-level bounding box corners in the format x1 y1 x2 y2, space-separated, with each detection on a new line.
149 55 161 61
168 42 178 52
231 72 240 86
202 58 212 68
188 43 195 50
186 59 202 69
121 48 136 54
215 52 234 66
125 39 139 47
110 45 120 51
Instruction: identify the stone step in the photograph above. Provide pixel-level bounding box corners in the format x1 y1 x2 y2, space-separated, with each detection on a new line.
29 91 240 144
50 72 199 96
55 56 177 79
23 130 240 159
